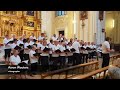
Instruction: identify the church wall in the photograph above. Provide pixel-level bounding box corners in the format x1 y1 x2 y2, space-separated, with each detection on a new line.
50 11 105 43
105 12 114 41
52 11 74 40
79 11 98 43
105 11 120 44
41 11 53 40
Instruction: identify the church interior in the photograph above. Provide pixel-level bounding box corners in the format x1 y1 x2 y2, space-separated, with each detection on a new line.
0 11 120 79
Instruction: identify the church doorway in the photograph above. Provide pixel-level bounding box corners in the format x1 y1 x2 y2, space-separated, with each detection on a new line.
59 30 64 36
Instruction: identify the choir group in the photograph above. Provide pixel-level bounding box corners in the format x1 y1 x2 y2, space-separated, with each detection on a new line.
2 33 102 75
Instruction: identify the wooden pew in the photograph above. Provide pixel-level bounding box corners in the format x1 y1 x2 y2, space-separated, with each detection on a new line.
69 66 109 79
69 54 120 79
41 61 99 79
110 54 120 65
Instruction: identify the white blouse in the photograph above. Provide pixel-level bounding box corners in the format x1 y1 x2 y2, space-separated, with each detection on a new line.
10 55 21 65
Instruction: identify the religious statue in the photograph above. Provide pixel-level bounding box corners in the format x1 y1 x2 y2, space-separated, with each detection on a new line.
80 11 88 20
99 11 104 21
27 21 34 27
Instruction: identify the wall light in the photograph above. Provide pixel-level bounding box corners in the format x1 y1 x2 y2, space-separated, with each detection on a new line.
73 20 76 24
112 19 114 28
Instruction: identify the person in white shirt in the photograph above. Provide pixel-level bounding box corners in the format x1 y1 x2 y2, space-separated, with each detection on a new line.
102 37 114 68
64 38 68 45
17 37 23 46
90 42 96 60
9 49 22 79
29 38 34 45
51 34 58 41
40 41 49 51
82 42 89 63
48 39 54 64
22 34 26 40
97 44 102 58
66 42 73 50
66 42 73 65
18 38 24 62
10 34 16 41
57 34 63 42
51 40 60 70
24 38 31 61
37 40 42 48
36 40 43 55
11 39 18 49
59 42 66 67
9 49 21 65
38 33 45 41
72 38 81 65
40 41 49 72
52 41 60 51
10 39 18 55
3 35 12 63
29 45 38 75
87 42 92 60
48 40 54 49
30 33 36 40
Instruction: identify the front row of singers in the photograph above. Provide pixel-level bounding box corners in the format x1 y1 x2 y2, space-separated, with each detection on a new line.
4 38 97 75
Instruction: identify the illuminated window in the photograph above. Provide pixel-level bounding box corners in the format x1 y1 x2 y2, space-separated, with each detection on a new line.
55 11 67 16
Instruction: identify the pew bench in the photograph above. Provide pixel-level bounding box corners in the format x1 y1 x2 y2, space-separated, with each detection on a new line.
69 66 109 79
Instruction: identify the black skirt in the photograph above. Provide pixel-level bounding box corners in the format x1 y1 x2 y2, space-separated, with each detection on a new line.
24 54 29 60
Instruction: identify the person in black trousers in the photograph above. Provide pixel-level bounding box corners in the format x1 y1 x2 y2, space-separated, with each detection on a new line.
3 35 12 64
102 37 114 68
72 38 81 65
29 45 39 75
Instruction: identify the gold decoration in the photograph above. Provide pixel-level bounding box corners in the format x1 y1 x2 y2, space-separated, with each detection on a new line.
80 11 88 20
0 11 41 43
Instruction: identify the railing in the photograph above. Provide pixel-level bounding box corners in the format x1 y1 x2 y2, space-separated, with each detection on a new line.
69 66 109 79
110 54 120 65
68 54 120 79
41 61 99 79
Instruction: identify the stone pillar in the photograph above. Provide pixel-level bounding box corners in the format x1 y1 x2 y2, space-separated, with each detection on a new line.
41 11 52 40
96 11 105 45
86 11 96 42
